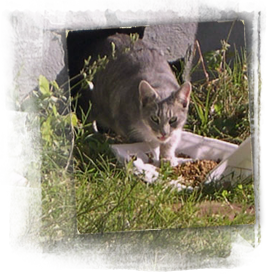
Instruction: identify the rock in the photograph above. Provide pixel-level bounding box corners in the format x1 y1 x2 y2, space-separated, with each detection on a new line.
23 1 106 32
143 23 197 62
102 0 242 26
10 11 247 102
102 0 198 25
1 12 65 97
1 1 106 98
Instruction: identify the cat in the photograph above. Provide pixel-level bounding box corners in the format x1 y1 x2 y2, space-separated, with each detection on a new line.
89 33 191 167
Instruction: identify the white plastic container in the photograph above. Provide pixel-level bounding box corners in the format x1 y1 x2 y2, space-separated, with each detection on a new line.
110 131 253 188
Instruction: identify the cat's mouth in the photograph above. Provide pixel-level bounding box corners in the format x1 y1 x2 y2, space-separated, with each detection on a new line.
157 135 169 142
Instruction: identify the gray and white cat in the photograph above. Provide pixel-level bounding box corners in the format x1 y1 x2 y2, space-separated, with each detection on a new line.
90 33 191 166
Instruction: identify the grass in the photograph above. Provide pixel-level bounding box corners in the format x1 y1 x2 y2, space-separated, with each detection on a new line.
74 152 254 234
19 36 255 242
186 41 250 144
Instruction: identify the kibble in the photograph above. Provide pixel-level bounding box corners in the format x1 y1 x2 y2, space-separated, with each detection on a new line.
174 159 219 187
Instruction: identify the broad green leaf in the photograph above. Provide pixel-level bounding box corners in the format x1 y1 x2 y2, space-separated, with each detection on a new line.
63 113 78 127
39 75 51 97
214 104 222 115
52 104 58 117
41 117 53 145
71 113 78 127
51 80 59 90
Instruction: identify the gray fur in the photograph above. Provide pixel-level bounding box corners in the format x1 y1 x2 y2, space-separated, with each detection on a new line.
90 33 191 166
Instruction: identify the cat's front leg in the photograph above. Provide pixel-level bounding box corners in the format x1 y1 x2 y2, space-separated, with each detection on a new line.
160 143 178 166
147 142 161 167
160 131 181 167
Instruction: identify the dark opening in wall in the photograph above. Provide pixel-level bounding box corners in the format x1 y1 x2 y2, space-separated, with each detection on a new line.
67 28 145 91
67 27 146 118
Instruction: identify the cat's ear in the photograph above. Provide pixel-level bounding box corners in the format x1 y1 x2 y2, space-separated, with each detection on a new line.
173 82 191 108
139 80 159 107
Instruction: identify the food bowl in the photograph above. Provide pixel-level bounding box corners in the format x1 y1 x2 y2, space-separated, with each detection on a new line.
110 131 253 190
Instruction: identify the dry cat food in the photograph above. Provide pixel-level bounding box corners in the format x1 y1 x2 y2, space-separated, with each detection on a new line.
174 159 220 187
176 153 191 159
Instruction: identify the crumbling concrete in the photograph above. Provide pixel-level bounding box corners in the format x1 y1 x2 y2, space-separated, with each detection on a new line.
1 1 106 98
1 0 266 97
11 14 68 100
102 0 198 25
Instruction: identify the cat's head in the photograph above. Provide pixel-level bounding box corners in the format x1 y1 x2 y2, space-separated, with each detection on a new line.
139 80 191 143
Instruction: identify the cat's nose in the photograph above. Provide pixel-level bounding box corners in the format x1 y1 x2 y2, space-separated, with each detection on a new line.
160 130 168 137
158 132 168 141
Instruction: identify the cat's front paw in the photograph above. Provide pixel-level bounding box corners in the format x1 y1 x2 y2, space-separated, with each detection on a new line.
162 157 192 167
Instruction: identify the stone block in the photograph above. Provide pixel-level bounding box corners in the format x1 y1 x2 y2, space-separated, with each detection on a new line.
102 0 198 25
143 23 197 61
102 0 241 25
23 0 106 32
1 12 65 97
10 11 248 101
1 1 106 98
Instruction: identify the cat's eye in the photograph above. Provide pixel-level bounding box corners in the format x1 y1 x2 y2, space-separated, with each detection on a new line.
169 116 177 124
151 115 160 124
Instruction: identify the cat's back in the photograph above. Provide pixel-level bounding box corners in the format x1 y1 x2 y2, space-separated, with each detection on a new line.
94 33 179 100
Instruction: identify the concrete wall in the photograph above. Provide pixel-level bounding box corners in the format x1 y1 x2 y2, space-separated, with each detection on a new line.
1 0 266 97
